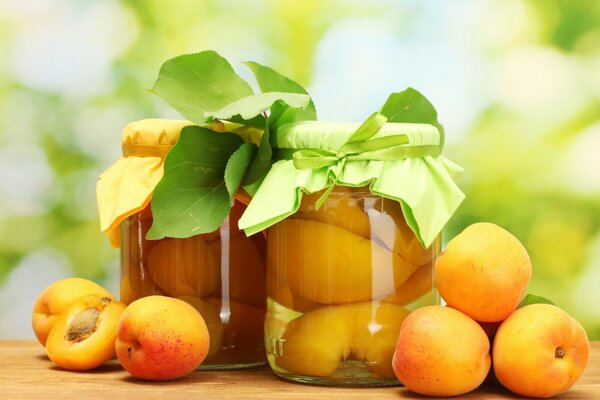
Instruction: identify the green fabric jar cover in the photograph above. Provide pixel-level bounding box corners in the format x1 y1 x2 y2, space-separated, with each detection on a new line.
239 101 465 248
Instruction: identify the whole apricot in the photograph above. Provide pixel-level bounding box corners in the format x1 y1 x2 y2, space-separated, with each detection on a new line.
32 277 115 345
392 306 490 397
115 295 209 380
46 294 125 370
435 222 531 322
493 304 590 398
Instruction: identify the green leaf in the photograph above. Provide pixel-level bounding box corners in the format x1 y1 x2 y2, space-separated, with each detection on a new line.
242 178 263 197
243 121 271 186
224 142 257 198
147 126 244 240
227 114 266 130
244 61 312 99
518 294 555 308
151 51 254 125
244 61 317 136
241 62 317 186
380 88 446 149
210 92 310 120
152 51 311 129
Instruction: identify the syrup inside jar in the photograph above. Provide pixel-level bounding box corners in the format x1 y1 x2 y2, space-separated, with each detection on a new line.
120 199 267 369
265 186 440 386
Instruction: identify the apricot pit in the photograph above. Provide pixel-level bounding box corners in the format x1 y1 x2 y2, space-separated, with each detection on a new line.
66 306 100 342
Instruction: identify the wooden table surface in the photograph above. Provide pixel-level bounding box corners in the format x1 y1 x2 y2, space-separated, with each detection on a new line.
0 340 598 399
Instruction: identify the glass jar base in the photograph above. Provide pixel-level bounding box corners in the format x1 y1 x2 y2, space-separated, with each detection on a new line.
269 361 401 387
198 361 266 371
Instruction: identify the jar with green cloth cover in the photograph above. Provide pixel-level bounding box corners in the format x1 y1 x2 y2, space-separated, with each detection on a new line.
238 94 465 386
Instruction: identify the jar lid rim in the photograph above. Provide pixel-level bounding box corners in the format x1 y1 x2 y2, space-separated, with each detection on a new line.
275 121 441 151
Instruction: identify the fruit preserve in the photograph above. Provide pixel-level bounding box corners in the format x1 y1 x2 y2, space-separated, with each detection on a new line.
120 199 267 369
265 187 440 386
238 117 464 386
97 119 267 370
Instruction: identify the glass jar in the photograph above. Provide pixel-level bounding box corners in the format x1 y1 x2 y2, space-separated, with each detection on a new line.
265 186 440 386
120 199 267 369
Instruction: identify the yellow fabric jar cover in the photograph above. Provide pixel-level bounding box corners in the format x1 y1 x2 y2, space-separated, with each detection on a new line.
96 118 230 248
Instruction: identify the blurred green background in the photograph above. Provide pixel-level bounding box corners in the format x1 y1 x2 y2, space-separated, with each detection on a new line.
0 0 599 339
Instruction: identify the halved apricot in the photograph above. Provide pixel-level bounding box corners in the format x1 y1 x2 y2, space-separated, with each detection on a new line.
267 219 420 304
46 294 125 370
32 277 115 345
295 186 371 239
275 302 410 378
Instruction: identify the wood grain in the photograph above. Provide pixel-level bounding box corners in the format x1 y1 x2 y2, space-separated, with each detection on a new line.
0 340 598 399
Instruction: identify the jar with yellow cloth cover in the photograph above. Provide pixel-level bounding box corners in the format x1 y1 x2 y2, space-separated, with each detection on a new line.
238 92 465 385
96 119 268 369
97 50 318 371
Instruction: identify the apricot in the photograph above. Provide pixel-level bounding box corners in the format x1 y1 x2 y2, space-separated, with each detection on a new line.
275 302 410 378
176 296 224 359
435 222 532 322
268 218 419 304
147 236 220 298
493 304 590 398
392 305 491 397
32 277 115 345
209 232 266 308
204 297 266 365
46 294 125 370
275 304 348 377
116 295 209 380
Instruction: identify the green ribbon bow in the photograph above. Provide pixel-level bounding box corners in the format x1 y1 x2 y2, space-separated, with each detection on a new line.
275 111 442 209
238 93 465 248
